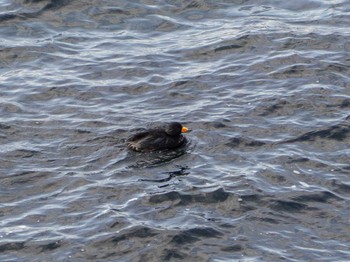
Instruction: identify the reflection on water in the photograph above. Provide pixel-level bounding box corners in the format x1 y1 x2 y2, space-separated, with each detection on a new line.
1 0 350 261
139 165 190 184
127 142 192 169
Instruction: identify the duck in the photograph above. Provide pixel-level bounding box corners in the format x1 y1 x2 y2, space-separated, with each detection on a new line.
126 122 189 152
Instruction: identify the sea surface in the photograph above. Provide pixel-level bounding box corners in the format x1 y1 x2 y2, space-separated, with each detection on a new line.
1 0 350 261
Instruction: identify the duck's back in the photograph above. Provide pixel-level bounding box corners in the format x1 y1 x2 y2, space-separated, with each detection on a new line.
126 129 185 152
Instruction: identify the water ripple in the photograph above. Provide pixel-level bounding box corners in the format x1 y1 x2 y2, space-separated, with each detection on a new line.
1 0 350 261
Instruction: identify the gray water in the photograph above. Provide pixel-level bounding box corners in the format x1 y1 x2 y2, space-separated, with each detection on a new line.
1 0 350 261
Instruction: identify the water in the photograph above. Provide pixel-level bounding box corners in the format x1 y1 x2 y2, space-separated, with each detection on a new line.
1 0 350 261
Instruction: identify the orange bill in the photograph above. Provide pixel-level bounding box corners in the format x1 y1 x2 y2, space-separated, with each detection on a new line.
181 126 189 133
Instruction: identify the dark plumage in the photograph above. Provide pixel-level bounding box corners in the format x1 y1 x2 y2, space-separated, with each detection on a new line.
126 122 189 152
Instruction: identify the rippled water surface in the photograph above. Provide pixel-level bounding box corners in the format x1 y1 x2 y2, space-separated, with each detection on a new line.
1 0 350 261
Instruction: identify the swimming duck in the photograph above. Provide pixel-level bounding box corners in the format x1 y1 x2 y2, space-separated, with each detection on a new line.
126 122 189 152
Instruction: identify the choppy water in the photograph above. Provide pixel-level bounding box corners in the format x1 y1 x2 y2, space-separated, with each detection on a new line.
1 0 350 261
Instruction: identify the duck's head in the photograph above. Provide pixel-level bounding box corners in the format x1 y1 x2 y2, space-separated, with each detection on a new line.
165 122 189 136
